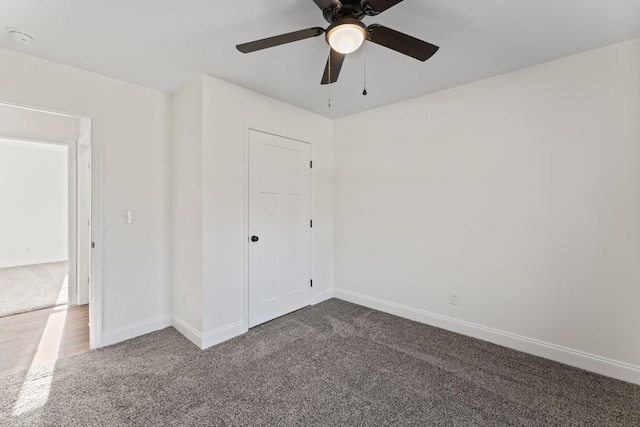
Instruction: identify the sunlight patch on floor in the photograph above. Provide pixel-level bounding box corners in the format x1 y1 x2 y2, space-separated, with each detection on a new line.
12 290 68 416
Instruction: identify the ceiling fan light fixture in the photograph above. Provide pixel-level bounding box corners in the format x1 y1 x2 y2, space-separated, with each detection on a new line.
326 21 367 54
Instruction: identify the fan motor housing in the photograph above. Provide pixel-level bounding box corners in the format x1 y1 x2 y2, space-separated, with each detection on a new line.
323 1 366 23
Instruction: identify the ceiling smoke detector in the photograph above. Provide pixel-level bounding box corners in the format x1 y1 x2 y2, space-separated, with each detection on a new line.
6 28 34 45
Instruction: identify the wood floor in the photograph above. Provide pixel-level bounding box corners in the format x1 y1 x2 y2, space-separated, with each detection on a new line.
0 304 89 378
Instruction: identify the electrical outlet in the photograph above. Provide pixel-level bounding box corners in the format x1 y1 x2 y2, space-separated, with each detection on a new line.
449 291 459 305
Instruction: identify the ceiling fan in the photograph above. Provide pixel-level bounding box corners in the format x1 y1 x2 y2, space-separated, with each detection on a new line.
236 0 439 85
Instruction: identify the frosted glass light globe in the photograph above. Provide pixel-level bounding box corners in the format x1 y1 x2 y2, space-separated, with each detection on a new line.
328 23 366 54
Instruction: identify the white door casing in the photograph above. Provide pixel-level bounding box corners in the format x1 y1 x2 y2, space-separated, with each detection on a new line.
248 129 311 328
76 124 92 305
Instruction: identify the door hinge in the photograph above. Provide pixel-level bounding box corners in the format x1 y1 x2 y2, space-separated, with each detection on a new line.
310 219 313 228
310 279 313 288
91 241 95 249
310 160 313 168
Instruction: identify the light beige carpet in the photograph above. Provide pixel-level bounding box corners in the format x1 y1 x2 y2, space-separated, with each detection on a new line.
0 261 68 317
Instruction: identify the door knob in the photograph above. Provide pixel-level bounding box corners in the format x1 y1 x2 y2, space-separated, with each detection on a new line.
250 235 259 242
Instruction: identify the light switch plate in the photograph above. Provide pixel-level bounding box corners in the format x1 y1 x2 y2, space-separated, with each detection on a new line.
122 210 133 224
449 290 459 305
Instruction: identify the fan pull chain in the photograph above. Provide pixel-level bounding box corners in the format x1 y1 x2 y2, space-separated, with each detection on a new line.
363 42 368 96
328 52 332 108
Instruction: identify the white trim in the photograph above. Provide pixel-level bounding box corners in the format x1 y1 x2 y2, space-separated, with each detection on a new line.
312 288 334 305
202 321 247 349
172 315 203 349
242 124 250 331
172 316 247 350
309 135 316 311
67 139 78 305
75 124 91 305
334 288 640 386
101 314 173 347
89 116 102 349
0 133 76 146
0 100 93 120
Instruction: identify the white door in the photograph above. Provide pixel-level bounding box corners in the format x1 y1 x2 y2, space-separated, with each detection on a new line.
248 129 311 328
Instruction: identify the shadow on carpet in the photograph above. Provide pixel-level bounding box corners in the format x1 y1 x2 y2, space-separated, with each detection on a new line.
1 299 639 426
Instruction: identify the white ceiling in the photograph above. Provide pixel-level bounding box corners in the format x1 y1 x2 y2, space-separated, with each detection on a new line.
1 0 639 119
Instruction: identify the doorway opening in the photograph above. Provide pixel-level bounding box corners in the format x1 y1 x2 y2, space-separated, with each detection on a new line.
0 102 95 376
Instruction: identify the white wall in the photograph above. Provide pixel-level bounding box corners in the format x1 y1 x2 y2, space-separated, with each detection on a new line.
3 32 636 386
0 104 78 143
0 47 173 346
172 74 334 348
333 38 640 384
0 139 68 267
172 77 204 335
201 75 334 337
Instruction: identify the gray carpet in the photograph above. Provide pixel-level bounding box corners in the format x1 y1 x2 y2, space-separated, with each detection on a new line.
0 261 68 317
1 299 638 426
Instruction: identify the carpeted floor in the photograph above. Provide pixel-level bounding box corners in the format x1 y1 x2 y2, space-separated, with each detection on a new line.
1 299 638 426
0 261 68 317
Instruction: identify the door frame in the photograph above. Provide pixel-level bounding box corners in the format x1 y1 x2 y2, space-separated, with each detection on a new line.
242 123 315 330
0 100 102 350
75 120 92 305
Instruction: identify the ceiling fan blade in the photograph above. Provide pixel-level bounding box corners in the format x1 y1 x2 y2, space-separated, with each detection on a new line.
236 27 325 53
321 49 346 85
367 24 439 61
313 0 342 10
365 0 404 14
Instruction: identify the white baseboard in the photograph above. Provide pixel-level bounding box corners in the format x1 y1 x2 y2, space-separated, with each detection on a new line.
172 315 247 350
172 315 203 349
312 287 335 305
101 314 173 347
202 321 247 349
334 288 640 386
